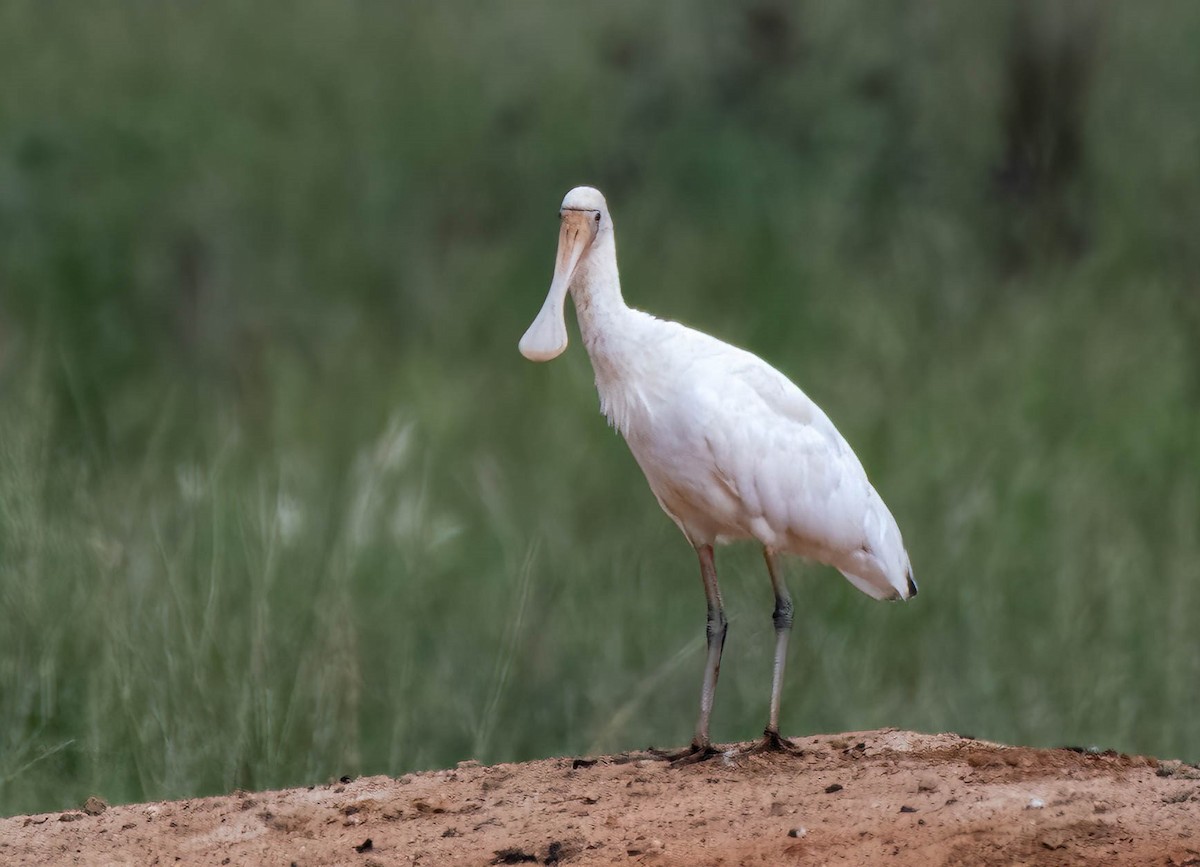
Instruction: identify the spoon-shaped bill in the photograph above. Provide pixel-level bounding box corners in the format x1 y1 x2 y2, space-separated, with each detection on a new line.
519 214 595 362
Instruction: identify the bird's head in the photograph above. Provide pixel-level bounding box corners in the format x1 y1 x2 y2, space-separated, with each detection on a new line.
519 186 610 362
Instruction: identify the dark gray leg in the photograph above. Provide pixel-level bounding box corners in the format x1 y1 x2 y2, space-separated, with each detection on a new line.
764 548 792 737
636 544 726 765
737 548 802 755
692 543 726 751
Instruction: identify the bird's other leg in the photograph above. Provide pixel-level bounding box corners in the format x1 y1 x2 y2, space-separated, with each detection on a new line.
649 544 725 765
745 548 802 755
765 548 792 738
693 543 727 754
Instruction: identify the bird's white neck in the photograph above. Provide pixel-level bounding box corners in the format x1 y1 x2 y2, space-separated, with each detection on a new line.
569 232 647 436
569 230 629 348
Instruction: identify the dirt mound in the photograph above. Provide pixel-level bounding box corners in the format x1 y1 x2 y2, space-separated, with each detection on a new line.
3 729 1198 866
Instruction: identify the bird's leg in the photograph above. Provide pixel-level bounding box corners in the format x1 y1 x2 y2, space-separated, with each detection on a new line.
647 544 725 765
744 548 802 755
693 543 726 753
765 548 792 737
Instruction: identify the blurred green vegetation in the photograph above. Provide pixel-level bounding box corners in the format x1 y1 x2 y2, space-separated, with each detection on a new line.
2 1 1199 816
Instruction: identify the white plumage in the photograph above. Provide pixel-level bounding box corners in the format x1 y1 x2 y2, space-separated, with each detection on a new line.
521 186 915 759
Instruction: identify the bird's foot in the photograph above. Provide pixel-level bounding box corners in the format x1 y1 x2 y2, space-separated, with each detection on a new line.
633 742 721 766
669 743 722 767
741 728 804 757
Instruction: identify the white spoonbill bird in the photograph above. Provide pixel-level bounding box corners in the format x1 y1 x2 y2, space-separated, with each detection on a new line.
520 186 916 760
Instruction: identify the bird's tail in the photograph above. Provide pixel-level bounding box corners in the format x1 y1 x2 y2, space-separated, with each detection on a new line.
836 489 916 601
836 557 916 601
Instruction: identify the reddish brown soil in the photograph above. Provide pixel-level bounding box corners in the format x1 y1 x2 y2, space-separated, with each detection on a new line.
3 729 1199 866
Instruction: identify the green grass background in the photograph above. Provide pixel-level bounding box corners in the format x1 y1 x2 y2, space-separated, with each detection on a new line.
2 1 1199 816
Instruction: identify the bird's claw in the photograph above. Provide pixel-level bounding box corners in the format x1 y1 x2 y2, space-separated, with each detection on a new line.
741 729 804 756
631 742 721 766
669 744 721 767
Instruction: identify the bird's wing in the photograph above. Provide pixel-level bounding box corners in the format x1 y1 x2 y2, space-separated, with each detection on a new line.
616 320 912 599
690 347 911 598
725 352 853 457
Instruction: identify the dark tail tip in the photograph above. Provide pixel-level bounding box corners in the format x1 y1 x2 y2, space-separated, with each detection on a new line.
905 570 918 598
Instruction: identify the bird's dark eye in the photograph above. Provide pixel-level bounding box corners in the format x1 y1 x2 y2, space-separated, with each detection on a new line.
594 213 601 223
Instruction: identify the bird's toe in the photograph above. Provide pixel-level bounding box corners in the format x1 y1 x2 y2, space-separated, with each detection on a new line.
742 729 804 757
668 743 722 767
